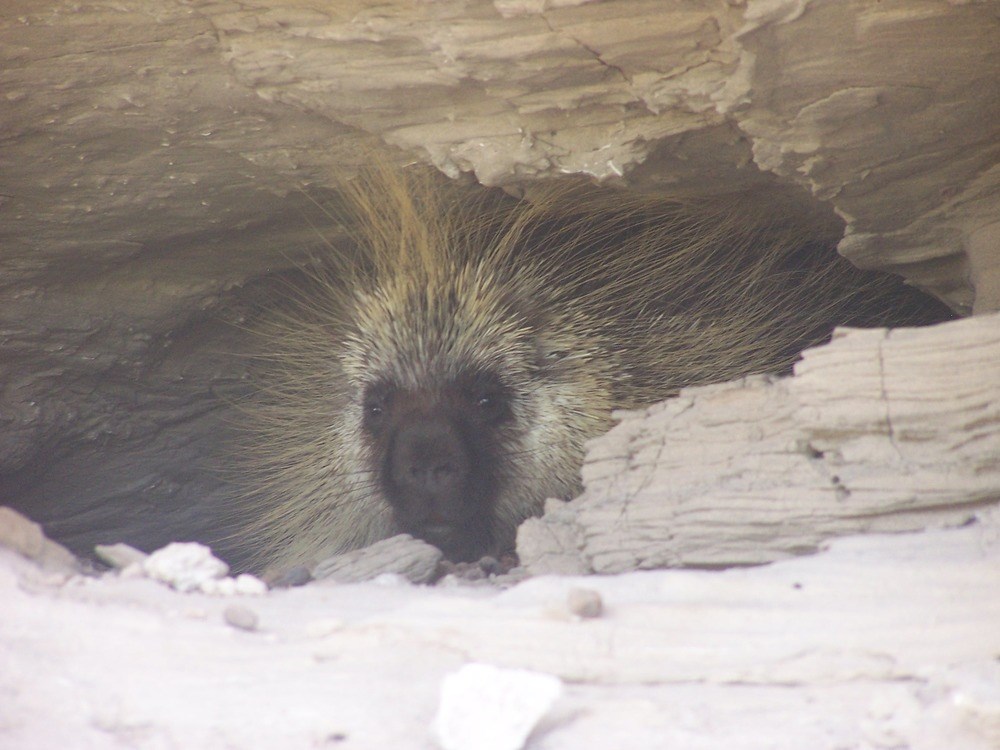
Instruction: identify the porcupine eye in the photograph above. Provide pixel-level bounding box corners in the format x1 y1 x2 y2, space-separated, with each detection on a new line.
361 383 393 436
463 374 512 428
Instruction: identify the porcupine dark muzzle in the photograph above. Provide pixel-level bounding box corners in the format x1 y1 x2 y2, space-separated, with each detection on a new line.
384 411 493 562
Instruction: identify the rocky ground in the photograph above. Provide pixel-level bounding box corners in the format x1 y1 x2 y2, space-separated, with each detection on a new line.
2 503 998 750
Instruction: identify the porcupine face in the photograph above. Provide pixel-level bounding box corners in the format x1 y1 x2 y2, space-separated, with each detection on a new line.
339 256 613 562
359 369 511 561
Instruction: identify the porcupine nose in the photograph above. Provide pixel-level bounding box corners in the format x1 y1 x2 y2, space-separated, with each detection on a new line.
388 416 470 529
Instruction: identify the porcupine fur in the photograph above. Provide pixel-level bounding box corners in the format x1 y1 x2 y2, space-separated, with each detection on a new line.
234 164 948 573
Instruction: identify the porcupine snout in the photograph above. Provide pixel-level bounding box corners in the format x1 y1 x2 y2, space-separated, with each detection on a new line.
367 380 505 562
389 415 469 533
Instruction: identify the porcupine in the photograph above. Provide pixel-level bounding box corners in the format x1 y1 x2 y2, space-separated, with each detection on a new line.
235 163 948 573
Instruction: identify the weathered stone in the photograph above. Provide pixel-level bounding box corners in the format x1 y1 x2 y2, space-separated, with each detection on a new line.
223 604 260 632
312 534 444 584
566 587 603 619
0 506 80 573
519 312 1000 574
94 542 149 570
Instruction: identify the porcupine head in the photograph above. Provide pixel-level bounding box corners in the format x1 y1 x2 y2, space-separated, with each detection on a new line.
249 167 619 571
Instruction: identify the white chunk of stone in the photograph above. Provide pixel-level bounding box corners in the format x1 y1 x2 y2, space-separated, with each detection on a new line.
142 542 229 593
433 662 563 750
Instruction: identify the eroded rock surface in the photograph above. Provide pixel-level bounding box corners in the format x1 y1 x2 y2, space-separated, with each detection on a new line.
518 312 1000 575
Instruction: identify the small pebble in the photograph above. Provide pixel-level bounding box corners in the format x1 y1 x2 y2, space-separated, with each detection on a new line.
436 553 520 583
94 542 148 570
268 565 313 588
477 556 502 575
566 587 603 618
438 560 487 581
496 553 519 573
223 604 259 631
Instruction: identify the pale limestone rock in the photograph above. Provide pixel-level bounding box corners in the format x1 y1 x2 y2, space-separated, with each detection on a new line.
433 663 563 750
142 542 230 592
140 541 267 594
312 533 444 584
519 312 1000 574
565 587 603 618
223 603 260 632
0 506 80 574
94 543 148 570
